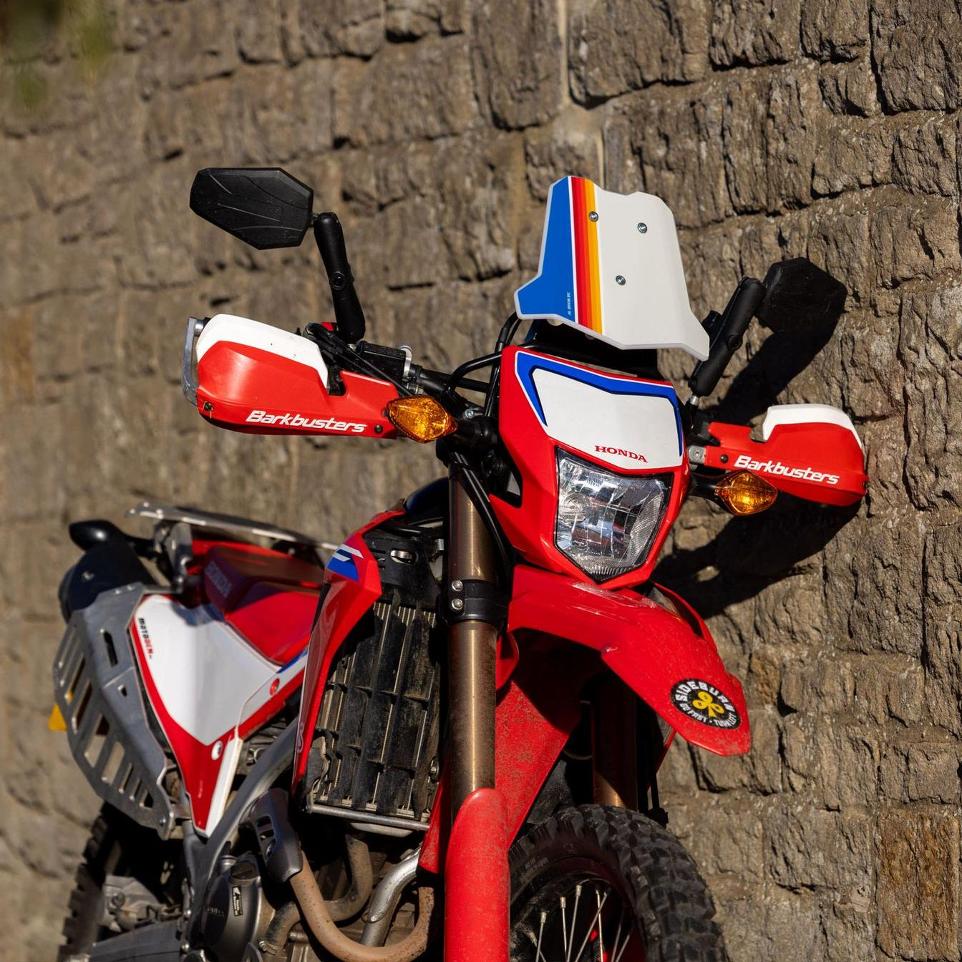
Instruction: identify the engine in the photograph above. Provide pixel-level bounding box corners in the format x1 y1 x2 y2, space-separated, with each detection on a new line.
197 854 266 962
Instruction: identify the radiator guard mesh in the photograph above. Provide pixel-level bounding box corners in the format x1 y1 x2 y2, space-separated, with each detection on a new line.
306 590 441 828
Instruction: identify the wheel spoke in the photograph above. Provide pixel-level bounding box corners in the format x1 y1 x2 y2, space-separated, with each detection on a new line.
560 895 569 959
535 910 547 962
596 887 606 962
611 910 634 962
517 874 640 962
565 883 583 962
572 885 609 962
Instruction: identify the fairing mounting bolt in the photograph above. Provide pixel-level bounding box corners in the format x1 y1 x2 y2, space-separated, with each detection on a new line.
588 210 599 222
637 222 647 233
615 275 626 286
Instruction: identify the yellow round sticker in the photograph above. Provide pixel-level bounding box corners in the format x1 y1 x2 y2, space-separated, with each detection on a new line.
671 679 740 729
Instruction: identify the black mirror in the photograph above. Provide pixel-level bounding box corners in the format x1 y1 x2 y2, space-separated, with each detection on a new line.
189 168 313 250
757 258 847 333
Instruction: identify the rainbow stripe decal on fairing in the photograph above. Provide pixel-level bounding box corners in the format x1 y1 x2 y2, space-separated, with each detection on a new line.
570 177 602 333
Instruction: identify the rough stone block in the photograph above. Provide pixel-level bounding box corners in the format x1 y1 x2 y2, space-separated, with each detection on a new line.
671 797 767 880
767 808 873 894
824 517 924 657
892 114 959 197
473 0 562 129
814 725 881 809
386 0 467 39
294 0 384 59
899 287 962 511
923 523 962 736
721 74 770 213
569 0 710 103
871 192 961 289
710 0 801 67
720 69 821 214
818 57 881 116
0 140 38 222
780 652 855 718
806 198 871 301
436 132 528 280
877 811 960 959
851 654 925 725
333 37 479 146
872 0 962 111
231 59 335 162
801 0 870 61
833 309 902 421
821 896 876 962
764 69 820 210
235 0 285 63
113 161 199 290
812 118 892 196
136 0 240 95
525 114 603 200
880 741 961 804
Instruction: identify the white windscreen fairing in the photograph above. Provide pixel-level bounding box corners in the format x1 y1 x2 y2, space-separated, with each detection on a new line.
514 176 708 359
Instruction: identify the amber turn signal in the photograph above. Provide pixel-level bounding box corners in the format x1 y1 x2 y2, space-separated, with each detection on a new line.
715 470 778 515
386 395 457 443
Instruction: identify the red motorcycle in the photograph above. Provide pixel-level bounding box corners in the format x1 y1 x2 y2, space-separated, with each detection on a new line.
54 168 866 962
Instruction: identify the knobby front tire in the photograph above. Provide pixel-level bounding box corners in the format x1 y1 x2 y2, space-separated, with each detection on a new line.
509 805 727 962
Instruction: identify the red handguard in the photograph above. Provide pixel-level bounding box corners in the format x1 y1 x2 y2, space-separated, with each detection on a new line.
194 313 398 438
700 405 866 506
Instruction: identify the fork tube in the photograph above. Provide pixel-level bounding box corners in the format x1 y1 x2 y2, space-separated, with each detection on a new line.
592 675 639 809
447 472 498 816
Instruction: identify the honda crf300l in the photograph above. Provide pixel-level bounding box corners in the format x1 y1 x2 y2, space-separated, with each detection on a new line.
54 169 866 962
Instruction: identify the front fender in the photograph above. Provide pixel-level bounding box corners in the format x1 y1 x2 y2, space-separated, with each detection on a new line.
508 565 750 756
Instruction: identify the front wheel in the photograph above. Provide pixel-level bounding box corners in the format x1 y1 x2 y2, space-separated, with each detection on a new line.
509 805 727 962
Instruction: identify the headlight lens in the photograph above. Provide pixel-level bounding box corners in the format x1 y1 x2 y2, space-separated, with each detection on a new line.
555 450 670 580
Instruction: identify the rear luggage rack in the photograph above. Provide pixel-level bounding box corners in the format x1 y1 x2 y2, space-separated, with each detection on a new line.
305 592 441 831
128 500 338 554
52 585 178 837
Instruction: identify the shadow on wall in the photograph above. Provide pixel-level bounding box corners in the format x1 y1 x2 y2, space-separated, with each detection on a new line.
655 265 859 619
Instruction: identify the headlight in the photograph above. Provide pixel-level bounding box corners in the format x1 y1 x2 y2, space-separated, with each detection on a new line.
555 450 670 580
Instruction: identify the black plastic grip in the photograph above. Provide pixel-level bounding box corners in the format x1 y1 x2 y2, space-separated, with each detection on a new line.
688 277 766 399
313 211 366 343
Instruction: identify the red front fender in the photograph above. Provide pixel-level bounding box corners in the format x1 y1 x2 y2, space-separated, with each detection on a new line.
507 565 751 756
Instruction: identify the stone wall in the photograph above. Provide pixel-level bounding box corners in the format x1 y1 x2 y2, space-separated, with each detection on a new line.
2 1 960 959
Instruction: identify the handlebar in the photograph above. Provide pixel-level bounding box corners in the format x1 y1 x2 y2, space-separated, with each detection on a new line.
313 212 366 343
